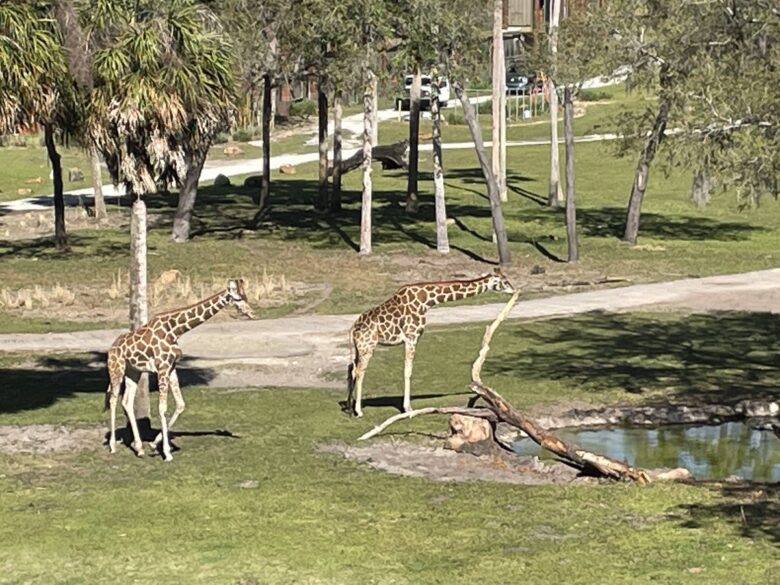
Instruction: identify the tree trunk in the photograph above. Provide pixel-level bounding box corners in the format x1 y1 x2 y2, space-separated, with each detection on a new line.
89 146 107 219
454 82 511 266
260 72 272 209
360 72 376 255
547 0 563 208
43 123 68 252
317 83 329 210
331 91 343 213
563 86 578 263
130 197 150 420
623 91 671 245
172 148 208 243
431 80 449 254
691 167 711 208
406 70 421 214
492 0 506 202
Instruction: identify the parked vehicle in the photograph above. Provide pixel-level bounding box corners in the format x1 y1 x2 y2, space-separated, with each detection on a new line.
506 70 537 95
395 74 450 111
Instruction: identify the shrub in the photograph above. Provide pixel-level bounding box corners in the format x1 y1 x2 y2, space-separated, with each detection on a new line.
578 89 612 102
445 110 467 125
232 127 258 142
289 99 317 119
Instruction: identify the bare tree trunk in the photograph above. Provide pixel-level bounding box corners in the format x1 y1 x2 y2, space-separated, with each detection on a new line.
130 197 150 420
454 82 511 266
331 91 343 213
172 147 208 243
563 86 578 263
492 0 507 202
691 167 711 208
43 123 68 252
89 146 107 219
260 72 272 209
360 72 376 255
406 70 421 214
431 80 449 254
623 90 671 245
317 83 329 210
547 0 563 208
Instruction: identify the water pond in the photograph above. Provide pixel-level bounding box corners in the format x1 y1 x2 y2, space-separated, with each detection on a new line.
512 422 780 482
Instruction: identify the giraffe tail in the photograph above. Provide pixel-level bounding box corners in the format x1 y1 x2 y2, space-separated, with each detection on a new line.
103 384 112 412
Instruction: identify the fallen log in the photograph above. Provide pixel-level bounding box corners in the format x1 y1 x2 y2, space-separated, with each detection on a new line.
328 140 409 177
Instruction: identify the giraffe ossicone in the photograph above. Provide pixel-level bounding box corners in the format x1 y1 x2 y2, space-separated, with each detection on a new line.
346 268 515 417
105 278 255 461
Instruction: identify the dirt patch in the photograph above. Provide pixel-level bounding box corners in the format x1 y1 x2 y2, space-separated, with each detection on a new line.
319 440 587 485
653 288 780 314
0 424 103 454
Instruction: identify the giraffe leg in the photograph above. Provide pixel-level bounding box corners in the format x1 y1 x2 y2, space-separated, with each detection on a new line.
403 339 417 413
107 382 120 454
152 370 184 447
121 373 145 457
156 374 173 462
352 345 374 418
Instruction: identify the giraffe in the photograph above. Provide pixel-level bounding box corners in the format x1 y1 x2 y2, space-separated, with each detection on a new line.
105 279 255 461
346 268 515 417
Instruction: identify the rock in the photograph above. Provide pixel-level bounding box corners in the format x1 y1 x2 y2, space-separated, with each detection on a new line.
16 188 32 196
530 265 546 275
214 174 231 187
445 218 456 226
243 175 263 188
419 132 433 141
24 176 42 184
68 167 84 182
279 164 296 175
223 145 244 156
154 269 182 287
447 414 493 451
652 467 693 482
238 480 259 489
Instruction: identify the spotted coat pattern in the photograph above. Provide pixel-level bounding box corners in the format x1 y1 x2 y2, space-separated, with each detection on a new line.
346 269 514 417
105 279 254 461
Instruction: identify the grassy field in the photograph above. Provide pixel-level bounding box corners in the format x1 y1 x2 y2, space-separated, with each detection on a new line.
2 137 779 332
0 311 777 584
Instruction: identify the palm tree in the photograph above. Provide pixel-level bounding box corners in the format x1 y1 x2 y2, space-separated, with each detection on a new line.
86 0 235 247
0 2 76 251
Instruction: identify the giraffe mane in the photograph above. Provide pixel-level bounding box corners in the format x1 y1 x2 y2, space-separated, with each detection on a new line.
395 274 491 291
149 290 226 320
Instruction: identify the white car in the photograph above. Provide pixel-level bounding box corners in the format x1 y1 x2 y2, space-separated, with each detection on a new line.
396 74 450 111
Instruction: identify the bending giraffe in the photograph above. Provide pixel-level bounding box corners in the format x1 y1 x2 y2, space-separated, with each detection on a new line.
347 268 515 417
105 279 255 461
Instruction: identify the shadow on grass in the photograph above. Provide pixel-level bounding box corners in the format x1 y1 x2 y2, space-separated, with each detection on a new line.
487 311 780 405
0 232 130 260
680 484 780 544
0 353 216 414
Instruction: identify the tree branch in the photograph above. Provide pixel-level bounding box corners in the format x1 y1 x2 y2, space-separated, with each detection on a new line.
358 407 497 442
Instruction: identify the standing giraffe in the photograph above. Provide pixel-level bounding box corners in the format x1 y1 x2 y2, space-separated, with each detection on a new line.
105 279 255 461
347 268 515 417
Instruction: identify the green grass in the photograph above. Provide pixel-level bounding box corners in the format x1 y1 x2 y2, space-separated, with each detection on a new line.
0 310 778 584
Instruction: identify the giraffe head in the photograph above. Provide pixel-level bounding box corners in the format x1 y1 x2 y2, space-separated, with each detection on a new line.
227 279 256 319
486 267 515 293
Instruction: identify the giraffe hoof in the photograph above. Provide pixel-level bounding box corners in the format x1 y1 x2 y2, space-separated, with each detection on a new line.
163 453 173 462
353 410 363 418
132 443 145 457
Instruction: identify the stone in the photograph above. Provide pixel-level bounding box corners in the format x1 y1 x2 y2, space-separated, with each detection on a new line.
652 467 693 482
419 132 433 141
16 188 32 196
243 175 262 188
68 167 84 182
214 174 231 187
447 414 492 451
279 164 296 175
24 176 42 184
223 145 244 156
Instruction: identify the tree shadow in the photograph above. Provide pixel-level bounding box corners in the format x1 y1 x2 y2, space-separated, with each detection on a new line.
338 391 471 416
105 425 240 456
488 311 780 405
679 484 779 544
0 233 129 260
521 206 763 241
0 353 216 414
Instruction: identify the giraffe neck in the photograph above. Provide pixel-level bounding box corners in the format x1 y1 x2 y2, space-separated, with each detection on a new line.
420 276 491 308
161 291 232 339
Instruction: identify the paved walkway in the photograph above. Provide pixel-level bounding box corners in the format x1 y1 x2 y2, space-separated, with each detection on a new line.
2 269 778 388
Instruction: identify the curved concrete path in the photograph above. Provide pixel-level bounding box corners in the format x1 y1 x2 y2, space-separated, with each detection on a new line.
2 269 779 388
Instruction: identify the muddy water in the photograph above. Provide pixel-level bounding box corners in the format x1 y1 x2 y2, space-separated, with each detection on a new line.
513 422 780 482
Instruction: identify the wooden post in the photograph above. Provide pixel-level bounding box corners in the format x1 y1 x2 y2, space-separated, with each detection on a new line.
491 0 506 201
129 197 150 420
360 71 376 255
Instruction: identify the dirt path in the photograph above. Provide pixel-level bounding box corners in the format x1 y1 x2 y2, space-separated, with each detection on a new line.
2 269 779 389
